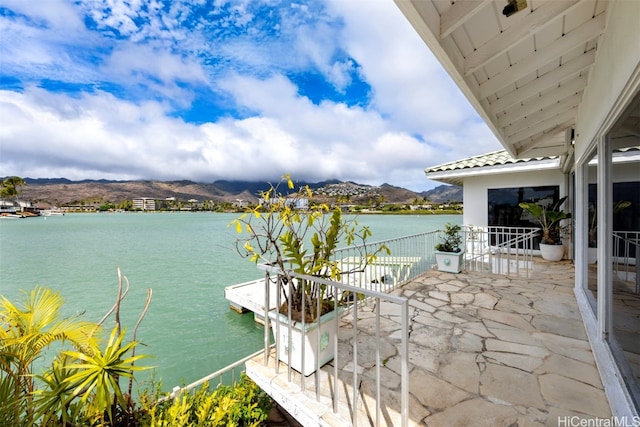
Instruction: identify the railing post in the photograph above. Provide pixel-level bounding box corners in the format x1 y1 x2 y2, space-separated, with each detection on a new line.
275 272 282 375
264 271 270 366
333 295 339 414
287 275 292 381
375 297 381 427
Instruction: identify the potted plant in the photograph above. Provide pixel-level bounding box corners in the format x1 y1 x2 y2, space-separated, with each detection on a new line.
519 196 572 261
434 223 464 273
231 175 387 375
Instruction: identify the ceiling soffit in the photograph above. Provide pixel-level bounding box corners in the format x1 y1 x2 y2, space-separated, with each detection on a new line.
396 0 610 159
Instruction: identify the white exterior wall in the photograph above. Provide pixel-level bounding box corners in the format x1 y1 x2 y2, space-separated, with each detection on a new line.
574 0 640 162
571 1 640 417
462 169 566 227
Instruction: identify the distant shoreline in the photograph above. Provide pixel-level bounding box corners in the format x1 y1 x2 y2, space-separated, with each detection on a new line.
33 210 462 216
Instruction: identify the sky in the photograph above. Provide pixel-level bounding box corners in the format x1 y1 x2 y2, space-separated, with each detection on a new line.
0 0 502 192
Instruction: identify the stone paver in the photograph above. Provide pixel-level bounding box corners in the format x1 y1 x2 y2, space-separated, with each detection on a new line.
247 260 615 426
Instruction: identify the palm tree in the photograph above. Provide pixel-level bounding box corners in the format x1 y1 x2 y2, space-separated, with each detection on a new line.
0 287 97 425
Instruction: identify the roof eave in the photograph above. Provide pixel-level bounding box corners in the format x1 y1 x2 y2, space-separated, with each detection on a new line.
425 157 562 186
393 0 516 158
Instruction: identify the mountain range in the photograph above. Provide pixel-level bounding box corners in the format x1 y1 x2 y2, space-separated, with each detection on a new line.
16 178 462 205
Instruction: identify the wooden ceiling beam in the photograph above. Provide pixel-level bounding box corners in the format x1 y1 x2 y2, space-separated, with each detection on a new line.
489 50 595 114
507 107 577 144
503 93 582 137
478 13 605 99
464 0 580 75
497 76 587 127
440 0 489 39
515 120 575 157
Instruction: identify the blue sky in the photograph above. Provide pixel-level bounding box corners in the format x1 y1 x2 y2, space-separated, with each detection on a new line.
0 0 501 191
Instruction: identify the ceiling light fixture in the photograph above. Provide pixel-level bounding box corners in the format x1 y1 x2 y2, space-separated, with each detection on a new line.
502 0 527 17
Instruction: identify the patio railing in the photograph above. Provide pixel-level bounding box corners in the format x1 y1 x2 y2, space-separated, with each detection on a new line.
613 231 640 293
259 263 410 427
326 225 539 288
330 230 441 290
157 346 273 403
249 226 538 425
463 226 539 278
160 226 541 422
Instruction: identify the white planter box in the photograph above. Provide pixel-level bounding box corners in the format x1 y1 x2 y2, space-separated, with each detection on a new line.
268 308 341 376
435 251 465 273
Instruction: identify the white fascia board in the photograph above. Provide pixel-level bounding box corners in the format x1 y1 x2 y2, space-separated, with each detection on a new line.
426 157 561 181
588 151 640 165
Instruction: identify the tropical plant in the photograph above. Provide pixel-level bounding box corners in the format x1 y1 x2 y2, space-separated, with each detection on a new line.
519 196 572 245
62 326 150 425
0 287 97 426
0 268 152 427
435 223 463 253
31 355 80 426
231 175 388 322
144 374 270 427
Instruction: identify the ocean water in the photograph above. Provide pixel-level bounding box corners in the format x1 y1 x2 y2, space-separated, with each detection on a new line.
0 212 460 391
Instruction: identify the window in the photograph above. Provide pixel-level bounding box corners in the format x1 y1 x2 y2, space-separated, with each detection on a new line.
487 186 560 249
488 186 559 227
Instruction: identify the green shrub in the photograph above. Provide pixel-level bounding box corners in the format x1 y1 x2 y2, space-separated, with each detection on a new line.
0 279 271 427
144 374 270 427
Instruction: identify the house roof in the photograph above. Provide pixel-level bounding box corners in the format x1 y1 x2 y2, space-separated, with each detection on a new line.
393 0 610 159
425 146 640 186
426 149 558 173
424 149 561 186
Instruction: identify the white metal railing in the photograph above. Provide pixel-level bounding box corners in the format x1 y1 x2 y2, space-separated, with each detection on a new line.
157 346 273 403
463 226 539 278
330 230 441 291
259 264 410 427
161 226 540 420
613 231 640 293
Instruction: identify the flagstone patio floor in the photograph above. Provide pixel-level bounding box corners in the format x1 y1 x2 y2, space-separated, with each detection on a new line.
246 260 617 426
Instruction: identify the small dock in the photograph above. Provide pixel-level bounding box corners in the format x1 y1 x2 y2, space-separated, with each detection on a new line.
224 278 278 324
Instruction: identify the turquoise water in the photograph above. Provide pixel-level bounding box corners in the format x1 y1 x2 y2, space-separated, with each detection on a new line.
0 212 460 391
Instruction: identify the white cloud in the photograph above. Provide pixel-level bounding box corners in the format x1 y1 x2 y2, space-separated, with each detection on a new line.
0 81 440 190
327 0 501 161
101 43 209 106
0 0 86 32
0 0 505 192
0 0 100 83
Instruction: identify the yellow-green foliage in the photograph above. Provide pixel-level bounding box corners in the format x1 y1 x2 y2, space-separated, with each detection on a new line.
145 374 270 427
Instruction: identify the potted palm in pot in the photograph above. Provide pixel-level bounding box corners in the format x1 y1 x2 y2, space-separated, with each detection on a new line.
519 196 572 261
232 175 387 375
434 223 464 273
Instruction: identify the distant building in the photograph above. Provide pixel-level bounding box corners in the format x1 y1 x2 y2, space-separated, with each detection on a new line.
234 199 249 208
133 197 156 211
0 200 17 214
259 198 308 210
290 198 308 210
